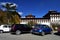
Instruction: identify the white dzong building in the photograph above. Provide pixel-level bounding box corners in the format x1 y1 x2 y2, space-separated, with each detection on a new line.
20 10 60 27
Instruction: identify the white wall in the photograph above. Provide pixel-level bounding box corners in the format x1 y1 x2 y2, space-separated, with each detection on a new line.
50 14 60 23
37 20 50 26
20 22 28 24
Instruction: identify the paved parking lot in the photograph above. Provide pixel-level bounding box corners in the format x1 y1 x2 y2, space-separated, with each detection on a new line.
0 32 60 40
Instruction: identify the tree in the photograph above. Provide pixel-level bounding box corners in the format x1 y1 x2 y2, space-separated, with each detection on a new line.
51 22 60 31
2 3 16 11
10 11 20 24
1 2 21 24
27 21 37 28
0 10 8 24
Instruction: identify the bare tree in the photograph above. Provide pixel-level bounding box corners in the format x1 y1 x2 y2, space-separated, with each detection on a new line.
1 2 17 24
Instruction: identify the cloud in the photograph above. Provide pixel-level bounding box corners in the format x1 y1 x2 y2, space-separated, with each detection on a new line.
1 2 17 7
1 8 6 11
10 3 17 7
1 2 6 5
17 12 25 18
0 2 18 11
21 16 25 18
18 12 23 15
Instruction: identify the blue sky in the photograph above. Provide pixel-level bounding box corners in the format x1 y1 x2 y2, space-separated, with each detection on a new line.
0 0 60 18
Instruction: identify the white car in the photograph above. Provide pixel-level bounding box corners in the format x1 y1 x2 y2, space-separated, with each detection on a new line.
0 25 11 33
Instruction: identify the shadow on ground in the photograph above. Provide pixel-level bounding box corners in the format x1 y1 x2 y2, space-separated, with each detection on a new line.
32 34 43 36
54 32 60 36
31 33 52 36
10 32 31 35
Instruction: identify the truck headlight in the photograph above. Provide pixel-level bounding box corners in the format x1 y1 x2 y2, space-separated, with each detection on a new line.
39 30 42 32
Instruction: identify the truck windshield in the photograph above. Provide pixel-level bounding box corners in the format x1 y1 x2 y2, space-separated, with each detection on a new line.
34 25 46 28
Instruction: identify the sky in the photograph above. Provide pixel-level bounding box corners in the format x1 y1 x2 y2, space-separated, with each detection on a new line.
0 0 60 18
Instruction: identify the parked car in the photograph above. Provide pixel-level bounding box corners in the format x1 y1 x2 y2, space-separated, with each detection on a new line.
31 24 53 36
0 24 11 33
57 27 60 34
10 24 32 35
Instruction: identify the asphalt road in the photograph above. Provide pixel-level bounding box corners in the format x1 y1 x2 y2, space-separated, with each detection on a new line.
0 32 60 40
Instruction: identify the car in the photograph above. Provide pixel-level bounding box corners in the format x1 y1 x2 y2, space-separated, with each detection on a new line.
57 26 60 34
0 24 11 33
31 24 53 36
10 24 32 35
